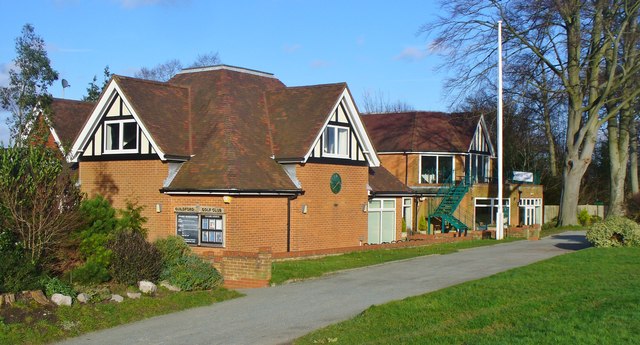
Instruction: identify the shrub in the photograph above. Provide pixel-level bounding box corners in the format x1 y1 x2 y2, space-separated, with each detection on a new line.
418 217 427 231
578 209 592 226
42 277 76 298
0 231 43 293
155 236 191 267
401 218 407 233
586 216 640 247
72 196 118 284
161 255 223 291
109 231 163 285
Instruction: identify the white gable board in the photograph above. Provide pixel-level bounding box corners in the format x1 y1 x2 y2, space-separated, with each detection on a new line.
70 79 165 162
304 89 380 167
468 115 495 156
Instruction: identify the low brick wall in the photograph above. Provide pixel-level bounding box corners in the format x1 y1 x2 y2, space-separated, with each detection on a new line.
203 234 486 288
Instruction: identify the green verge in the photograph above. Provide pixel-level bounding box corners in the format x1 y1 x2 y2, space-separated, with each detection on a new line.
295 247 640 345
0 288 241 345
271 238 520 285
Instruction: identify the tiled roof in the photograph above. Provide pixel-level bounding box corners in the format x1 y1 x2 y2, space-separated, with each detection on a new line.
368 166 413 195
55 65 407 193
361 111 481 153
114 76 191 157
49 98 95 149
163 68 298 191
266 83 346 160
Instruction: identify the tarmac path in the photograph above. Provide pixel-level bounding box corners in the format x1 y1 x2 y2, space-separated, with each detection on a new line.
58 231 589 345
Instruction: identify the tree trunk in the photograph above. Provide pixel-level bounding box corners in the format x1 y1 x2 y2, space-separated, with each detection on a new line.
631 119 639 194
607 106 632 217
558 152 592 226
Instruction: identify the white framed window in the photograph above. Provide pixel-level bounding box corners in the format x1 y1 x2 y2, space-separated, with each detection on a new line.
419 155 454 183
104 119 138 153
474 198 510 228
323 125 349 158
519 198 542 225
402 197 413 230
176 213 225 246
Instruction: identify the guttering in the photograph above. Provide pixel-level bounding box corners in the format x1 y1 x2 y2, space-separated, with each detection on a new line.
369 191 416 198
275 157 305 164
161 189 303 196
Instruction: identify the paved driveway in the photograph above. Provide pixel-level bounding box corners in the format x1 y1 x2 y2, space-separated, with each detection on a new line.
58 231 589 345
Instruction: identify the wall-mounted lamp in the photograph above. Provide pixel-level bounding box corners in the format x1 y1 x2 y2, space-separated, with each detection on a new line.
362 203 368 213
155 203 162 213
223 196 233 204
302 204 308 214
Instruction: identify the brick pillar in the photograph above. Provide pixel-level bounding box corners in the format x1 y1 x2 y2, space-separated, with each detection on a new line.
221 247 273 289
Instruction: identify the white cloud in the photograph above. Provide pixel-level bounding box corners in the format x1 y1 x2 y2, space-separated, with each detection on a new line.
283 44 302 54
394 46 428 61
115 0 190 9
310 60 330 69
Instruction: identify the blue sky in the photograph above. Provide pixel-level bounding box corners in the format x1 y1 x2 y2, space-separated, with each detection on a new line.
0 0 451 143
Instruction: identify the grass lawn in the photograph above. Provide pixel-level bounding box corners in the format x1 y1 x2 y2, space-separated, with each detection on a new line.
295 247 640 345
0 288 241 345
271 238 521 285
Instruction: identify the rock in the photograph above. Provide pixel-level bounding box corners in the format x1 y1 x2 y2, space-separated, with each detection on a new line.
160 281 181 292
51 293 72 306
138 280 157 294
3 293 16 306
127 292 141 299
30 290 51 305
110 294 124 303
76 293 90 304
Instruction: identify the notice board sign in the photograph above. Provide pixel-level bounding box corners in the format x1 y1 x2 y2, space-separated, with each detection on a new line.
176 213 199 244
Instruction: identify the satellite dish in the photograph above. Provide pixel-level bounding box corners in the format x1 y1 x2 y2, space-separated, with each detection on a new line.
61 79 70 88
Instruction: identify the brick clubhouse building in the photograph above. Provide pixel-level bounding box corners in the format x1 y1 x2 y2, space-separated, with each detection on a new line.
49 65 411 261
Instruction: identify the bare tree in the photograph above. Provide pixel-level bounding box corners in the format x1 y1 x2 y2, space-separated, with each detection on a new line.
135 59 183 82
135 52 222 82
423 0 640 225
189 52 221 68
360 89 414 114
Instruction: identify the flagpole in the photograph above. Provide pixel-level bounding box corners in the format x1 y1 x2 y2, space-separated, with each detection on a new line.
496 20 504 240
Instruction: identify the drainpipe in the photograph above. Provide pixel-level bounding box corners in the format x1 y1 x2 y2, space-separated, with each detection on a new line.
287 195 297 252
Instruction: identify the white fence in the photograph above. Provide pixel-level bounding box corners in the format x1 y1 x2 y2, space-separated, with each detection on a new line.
544 204 607 223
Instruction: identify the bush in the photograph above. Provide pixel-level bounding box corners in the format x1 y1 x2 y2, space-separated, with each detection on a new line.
626 193 640 222
42 277 76 298
0 231 43 293
586 216 640 247
161 255 223 291
72 196 118 284
155 236 191 267
418 217 427 231
578 209 592 226
109 231 163 285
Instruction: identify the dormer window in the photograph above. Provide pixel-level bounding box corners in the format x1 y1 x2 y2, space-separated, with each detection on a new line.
104 119 138 153
323 125 349 158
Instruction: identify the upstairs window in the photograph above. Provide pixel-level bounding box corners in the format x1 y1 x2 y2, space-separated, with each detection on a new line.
420 155 454 184
323 125 349 158
104 120 138 153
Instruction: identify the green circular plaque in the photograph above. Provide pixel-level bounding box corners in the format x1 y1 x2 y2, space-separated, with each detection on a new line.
330 173 342 194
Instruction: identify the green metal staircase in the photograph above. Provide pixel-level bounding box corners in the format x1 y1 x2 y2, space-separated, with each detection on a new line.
428 176 473 234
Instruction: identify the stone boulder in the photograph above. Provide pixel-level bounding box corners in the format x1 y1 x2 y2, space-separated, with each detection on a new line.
51 293 72 306
160 281 181 292
30 290 51 305
127 292 141 299
138 280 157 294
110 294 124 303
77 293 90 304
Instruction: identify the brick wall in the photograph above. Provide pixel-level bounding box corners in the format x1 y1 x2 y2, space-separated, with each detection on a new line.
290 163 369 251
79 160 172 241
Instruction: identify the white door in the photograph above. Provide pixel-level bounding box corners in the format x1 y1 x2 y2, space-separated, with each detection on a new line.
368 199 396 244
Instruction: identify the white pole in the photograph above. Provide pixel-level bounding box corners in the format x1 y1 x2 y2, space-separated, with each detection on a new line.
496 20 504 240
